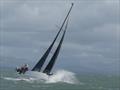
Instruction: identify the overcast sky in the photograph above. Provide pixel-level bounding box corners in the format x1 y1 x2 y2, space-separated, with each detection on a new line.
0 0 119 74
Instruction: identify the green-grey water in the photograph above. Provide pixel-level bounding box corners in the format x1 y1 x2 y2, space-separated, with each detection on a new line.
0 68 119 90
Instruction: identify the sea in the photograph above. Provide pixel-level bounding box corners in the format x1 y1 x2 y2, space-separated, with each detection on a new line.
0 68 119 90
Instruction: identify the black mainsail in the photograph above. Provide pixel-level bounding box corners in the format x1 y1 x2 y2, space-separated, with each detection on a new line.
43 18 69 74
32 3 74 74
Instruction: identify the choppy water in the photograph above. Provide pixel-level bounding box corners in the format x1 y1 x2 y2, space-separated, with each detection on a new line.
0 68 119 90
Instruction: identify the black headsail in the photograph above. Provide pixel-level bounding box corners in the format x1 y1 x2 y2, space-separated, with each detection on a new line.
32 3 74 72
43 18 69 75
32 27 62 71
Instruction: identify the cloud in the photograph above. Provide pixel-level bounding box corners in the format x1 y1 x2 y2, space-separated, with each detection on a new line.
0 0 119 74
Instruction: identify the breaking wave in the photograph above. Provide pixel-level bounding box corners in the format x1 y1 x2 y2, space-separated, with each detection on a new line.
2 70 79 84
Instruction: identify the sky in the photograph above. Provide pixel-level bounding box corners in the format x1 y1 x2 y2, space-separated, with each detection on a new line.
0 0 119 74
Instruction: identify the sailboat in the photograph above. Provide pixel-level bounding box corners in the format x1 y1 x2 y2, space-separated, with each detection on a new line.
31 3 74 75
16 3 74 75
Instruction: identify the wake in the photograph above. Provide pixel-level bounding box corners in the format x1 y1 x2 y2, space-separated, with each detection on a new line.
2 70 79 84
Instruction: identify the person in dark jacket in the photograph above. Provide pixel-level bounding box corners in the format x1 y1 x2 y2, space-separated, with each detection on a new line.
16 64 29 74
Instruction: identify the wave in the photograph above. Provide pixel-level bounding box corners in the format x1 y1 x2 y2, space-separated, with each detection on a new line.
2 69 79 84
